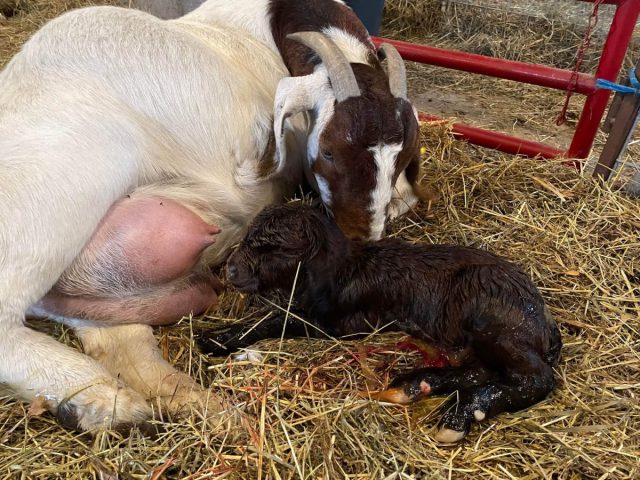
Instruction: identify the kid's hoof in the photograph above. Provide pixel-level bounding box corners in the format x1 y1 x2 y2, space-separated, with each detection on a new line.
364 379 432 405
364 387 413 404
473 409 486 421
434 427 466 443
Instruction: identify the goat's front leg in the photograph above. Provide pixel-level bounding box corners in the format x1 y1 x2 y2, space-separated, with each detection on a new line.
0 322 152 431
367 365 496 404
435 355 555 443
198 312 323 356
72 323 224 417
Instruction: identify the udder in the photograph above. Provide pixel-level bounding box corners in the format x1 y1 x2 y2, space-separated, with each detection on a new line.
37 195 224 325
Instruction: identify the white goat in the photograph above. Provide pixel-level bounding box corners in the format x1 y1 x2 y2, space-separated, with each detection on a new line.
0 0 422 430
0 5 306 429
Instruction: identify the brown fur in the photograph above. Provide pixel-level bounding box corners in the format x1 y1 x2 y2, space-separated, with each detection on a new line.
267 0 423 240
269 0 377 76
201 204 562 440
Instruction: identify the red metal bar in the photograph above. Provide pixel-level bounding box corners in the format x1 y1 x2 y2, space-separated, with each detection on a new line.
374 0 639 164
567 0 640 158
418 113 565 159
372 37 597 95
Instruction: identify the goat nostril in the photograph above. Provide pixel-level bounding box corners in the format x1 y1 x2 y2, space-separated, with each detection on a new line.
227 265 239 280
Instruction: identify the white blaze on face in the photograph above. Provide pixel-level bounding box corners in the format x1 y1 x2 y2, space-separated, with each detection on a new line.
369 142 403 240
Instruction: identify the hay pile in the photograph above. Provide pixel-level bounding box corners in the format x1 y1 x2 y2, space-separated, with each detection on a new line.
2 122 638 479
1 0 639 479
382 0 627 70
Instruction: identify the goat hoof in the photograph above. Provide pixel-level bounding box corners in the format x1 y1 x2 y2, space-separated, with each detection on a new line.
365 387 413 404
197 329 240 356
364 380 431 405
434 427 466 443
147 373 212 416
56 379 152 432
233 350 264 363
473 409 487 421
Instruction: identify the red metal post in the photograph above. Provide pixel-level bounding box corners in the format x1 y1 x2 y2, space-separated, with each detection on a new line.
567 0 640 158
578 0 619 4
372 37 597 95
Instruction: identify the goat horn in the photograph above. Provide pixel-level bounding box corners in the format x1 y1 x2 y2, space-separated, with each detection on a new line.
378 43 407 100
287 31 361 102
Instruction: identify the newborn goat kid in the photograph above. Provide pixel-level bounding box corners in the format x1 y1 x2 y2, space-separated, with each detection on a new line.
200 204 562 442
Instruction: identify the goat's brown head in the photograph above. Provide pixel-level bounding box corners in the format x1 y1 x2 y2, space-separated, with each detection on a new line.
273 32 420 241
226 204 341 293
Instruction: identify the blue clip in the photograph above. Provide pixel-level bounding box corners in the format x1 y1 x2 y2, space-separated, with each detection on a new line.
595 67 640 95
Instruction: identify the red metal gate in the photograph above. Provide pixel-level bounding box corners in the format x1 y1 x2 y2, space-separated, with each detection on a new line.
373 0 640 170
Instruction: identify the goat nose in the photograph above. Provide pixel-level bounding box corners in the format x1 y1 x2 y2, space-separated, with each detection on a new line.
227 264 239 281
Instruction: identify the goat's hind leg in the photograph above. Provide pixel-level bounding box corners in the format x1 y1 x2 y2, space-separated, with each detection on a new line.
0 320 152 431
0 129 153 431
38 193 227 415
435 351 555 443
368 365 496 405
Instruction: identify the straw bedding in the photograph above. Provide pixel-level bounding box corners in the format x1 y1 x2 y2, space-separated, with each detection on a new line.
1 1 638 479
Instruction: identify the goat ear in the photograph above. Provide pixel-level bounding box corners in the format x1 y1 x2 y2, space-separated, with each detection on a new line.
401 104 439 204
404 150 439 204
273 70 333 174
307 209 347 262
273 76 315 175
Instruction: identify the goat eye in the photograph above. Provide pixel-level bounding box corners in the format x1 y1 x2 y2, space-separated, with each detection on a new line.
321 150 334 163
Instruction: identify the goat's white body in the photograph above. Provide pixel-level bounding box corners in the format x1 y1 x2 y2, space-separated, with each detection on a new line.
0 0 419 428
0 5 303 425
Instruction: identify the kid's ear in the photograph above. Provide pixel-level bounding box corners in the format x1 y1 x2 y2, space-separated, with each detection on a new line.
301 211 327 260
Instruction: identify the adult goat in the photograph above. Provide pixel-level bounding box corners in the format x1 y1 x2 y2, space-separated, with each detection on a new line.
0 0 421 430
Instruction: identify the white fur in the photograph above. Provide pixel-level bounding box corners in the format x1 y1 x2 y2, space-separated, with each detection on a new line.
314 174 333 206
321 26 372 64
0 4 303 427
182 0 278 52
369 143 403 240
73 323 221 413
